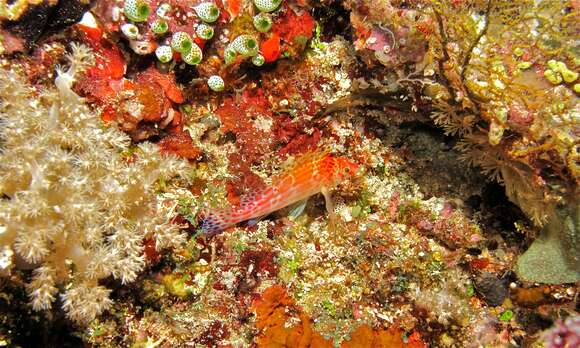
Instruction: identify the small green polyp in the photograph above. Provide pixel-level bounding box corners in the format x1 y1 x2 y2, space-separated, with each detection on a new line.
544 69 562 85
561 69 578 83
124 0 150 22
499 310 513 322
516 61 532 70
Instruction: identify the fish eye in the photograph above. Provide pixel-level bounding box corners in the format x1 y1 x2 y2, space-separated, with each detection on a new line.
345 167 350 173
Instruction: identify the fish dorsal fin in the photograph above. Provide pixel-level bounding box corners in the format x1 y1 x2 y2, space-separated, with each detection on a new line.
272 148 332 185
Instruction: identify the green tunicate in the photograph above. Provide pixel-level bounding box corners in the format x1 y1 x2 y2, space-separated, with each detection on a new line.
545 70 562 84
554 61 567 73
253 0 282 13
121 23 139 40
162 274 192 298
124 0 150 22
253 13 272 33
156 3 171 18
495 107 508 124
547 59 558 71
224 45 237 64
155 45 173 63
196 23 214 40
231 35 259 57
150 19 168 34
487 122 504 146
171 32 192 53
182 44 203 65
544 69 563 85
252 54 265 66
207 75 225 92
194 2 220 23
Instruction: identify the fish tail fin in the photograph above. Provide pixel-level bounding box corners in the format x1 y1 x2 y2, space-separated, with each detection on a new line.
200 209 233 236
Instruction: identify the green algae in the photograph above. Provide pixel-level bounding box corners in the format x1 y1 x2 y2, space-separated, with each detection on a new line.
499 310 514 322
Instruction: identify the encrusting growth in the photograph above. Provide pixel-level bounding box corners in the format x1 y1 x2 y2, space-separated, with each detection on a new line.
0 44 189 324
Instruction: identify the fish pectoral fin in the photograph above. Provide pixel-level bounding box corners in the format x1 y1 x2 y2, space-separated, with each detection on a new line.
321 187 336 231
247 214 269 227
288 198 309 220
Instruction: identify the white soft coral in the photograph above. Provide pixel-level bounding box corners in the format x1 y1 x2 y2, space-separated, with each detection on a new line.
54 43 94 101
0 44 190 324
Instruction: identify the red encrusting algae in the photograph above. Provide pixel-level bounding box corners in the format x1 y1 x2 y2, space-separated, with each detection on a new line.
157 130 202 160
251 285 427 348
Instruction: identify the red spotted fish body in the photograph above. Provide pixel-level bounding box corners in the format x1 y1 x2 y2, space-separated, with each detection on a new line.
201 149 359 235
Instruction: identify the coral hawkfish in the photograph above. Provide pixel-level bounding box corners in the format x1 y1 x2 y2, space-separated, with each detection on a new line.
201 149 360 235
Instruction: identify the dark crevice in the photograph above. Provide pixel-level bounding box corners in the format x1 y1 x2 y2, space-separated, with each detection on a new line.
312 1 352 41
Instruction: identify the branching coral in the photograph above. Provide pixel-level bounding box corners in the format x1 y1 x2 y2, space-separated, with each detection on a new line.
0 44 189 323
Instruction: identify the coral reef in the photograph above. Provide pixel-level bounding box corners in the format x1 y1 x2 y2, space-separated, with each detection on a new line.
0 44 189 323
0 0 578 346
